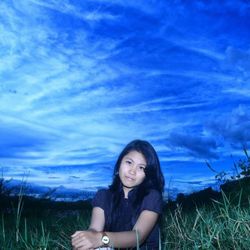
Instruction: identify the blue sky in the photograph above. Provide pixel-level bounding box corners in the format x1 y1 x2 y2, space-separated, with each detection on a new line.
1 0 250 197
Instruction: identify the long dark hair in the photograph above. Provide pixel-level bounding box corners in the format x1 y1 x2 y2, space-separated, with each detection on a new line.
108 139 165 230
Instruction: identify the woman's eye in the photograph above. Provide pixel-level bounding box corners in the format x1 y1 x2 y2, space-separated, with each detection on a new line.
138 166 145 171
126 160 132 165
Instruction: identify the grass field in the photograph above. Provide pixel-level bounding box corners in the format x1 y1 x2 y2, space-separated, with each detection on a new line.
1 179 250 249
162 191 250 249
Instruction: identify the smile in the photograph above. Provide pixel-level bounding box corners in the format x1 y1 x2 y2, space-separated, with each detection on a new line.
125 176 135 181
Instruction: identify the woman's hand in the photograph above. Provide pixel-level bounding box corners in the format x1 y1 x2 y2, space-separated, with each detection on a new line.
71 230 102 250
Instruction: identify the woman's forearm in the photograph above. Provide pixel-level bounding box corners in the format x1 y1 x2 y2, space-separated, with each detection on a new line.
72 230 140 249
104 230 139 248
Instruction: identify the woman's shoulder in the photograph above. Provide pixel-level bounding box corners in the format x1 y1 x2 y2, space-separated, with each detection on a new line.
94 188 112 198
140 189 163 213
92 188 112 208
145 189 162 199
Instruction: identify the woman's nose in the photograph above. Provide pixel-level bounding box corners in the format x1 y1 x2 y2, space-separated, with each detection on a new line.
129 164 136 174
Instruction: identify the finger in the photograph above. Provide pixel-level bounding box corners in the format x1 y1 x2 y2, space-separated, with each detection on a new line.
74 237 88 249
73 236 86 247
71 231 81 238
74 242 87 250
72 233 84 245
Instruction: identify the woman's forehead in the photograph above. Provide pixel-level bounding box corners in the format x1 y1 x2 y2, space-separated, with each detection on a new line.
123 150 146 164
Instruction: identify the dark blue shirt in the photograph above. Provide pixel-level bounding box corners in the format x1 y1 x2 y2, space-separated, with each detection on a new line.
92 188 163 249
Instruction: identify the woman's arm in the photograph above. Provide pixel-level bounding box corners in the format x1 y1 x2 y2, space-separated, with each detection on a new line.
71 207 105 249
88 207 105 232
105 210 158 248
71 209 159 249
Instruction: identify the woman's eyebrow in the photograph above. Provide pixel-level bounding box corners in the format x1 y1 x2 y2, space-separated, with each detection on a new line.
124 156 146 166
124 156 134 162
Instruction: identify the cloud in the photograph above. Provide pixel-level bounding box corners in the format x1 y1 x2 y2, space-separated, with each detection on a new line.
110 96 209 114
208 105 250 148
225 47 250 70
224 88 250 97
0 119 58 159
168 132 219 159
221 47 250 97
187 0 250 13
29 0 119 22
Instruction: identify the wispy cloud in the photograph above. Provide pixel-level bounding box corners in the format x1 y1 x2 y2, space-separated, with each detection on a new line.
29 0 119 22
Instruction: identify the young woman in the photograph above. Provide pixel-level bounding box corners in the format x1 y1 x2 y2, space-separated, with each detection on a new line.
71 139 165 249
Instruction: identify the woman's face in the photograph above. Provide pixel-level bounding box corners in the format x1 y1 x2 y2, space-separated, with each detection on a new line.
119 150 146 197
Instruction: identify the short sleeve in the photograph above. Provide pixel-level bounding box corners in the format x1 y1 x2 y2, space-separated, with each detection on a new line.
91 189 109 210
140 189 163 214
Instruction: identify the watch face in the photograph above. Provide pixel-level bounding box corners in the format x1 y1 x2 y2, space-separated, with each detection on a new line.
102 235 110 244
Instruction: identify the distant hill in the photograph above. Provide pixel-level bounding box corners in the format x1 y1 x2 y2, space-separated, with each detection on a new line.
2 178 96 201
165 176 250 211
1 177 250 214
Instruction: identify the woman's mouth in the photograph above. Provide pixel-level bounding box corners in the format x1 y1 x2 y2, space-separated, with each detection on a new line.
125 176 135 181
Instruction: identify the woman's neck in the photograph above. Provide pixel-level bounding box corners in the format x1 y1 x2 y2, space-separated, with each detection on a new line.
123 186 134 198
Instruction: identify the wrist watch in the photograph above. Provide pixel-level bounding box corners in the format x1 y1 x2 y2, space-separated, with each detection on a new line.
101 232 110 246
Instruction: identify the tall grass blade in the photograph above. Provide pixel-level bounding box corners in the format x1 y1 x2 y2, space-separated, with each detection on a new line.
1 213 5 243
158 228 161 250
16 184 24 243
135 229 140 250
24 217 28 242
